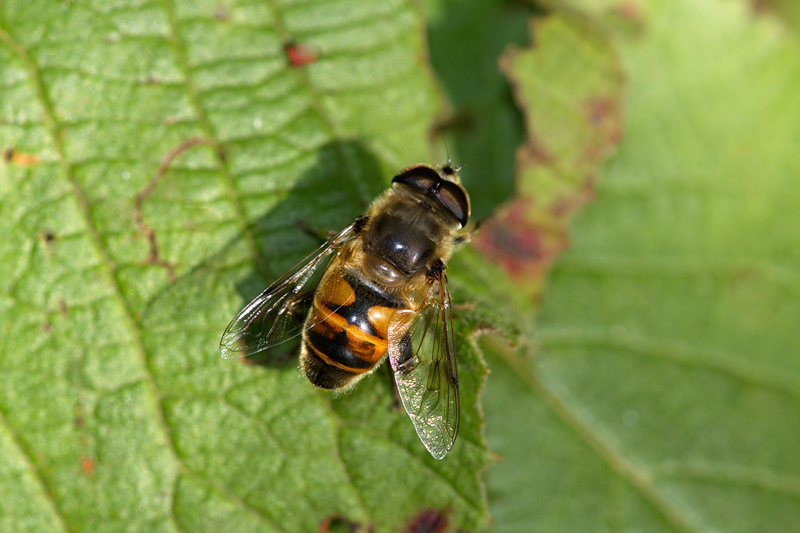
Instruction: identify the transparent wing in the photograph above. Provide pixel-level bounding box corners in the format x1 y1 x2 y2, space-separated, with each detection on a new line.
388 272 460 460
220 222 359 360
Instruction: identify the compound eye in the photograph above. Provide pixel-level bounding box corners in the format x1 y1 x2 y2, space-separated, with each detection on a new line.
439 181 470 227
392 165 471 227
392 165 440 192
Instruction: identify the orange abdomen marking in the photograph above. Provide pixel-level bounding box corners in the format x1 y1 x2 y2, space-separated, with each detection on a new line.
304 271 405 373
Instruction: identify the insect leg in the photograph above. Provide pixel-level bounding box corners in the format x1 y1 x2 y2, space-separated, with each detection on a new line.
294 218 336 244
385 363 402 411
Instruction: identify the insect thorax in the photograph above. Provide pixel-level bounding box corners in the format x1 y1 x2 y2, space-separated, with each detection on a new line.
360 189 459 286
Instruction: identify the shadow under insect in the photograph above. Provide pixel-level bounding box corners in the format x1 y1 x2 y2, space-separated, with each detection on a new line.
224 142 386 367
139 141 386 373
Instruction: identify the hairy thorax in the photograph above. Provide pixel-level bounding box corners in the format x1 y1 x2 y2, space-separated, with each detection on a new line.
358 188 459 295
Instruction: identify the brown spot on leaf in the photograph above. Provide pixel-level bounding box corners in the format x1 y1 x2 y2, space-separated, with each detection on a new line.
730 266 761 287
214 3 230 20
216 143 229 163
319 514 373 533
549 177 596 219
39 230 57 256
2 147 40 166
522 138 554 167
134 137 214 283
748 0 781 17
584 97 623 159
405 509 449 533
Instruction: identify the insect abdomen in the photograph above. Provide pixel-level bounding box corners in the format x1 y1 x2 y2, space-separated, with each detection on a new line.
301 270 403 389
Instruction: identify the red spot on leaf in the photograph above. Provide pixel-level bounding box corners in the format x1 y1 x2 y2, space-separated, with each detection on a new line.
474 197 566 279
81 456 95 476
285 42 320 67
617 1 643 21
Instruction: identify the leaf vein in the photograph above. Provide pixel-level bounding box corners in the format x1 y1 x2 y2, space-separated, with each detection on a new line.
656 461 800 500
0 406 70 532
539 328 800 400
0 19 184 532
495 346 699 532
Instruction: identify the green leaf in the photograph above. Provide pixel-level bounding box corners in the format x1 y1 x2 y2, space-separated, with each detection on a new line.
0 1 492 531
483 1 800 531
473 13 624 300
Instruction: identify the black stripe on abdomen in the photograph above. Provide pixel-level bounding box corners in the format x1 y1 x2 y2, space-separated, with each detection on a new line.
304 326 374 371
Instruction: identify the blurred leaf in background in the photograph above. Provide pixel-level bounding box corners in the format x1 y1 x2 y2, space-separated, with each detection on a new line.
476 0 800 531
1 0 800 532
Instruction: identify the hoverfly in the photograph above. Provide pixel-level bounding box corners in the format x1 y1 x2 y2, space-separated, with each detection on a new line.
220 163 470 459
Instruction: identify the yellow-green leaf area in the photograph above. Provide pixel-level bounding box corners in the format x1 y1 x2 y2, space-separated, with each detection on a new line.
484 0 800 531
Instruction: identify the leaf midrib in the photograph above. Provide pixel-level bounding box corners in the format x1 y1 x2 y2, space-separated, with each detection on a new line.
0 17 194 533
539 328 800 402
495 342 698 533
